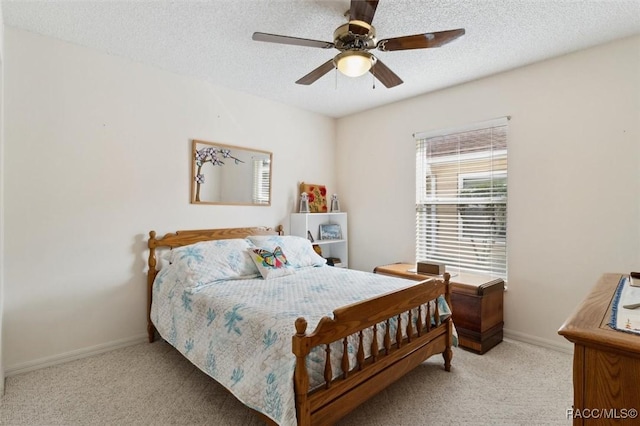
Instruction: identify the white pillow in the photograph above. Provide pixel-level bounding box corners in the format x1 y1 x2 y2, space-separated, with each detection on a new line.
246 235 326 269
167 238 260 288
156 251 172 271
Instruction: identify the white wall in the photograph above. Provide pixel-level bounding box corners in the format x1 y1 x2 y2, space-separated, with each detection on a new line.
0 1 6 393
3 26 638 374
3 27 336 372
336 35 640 350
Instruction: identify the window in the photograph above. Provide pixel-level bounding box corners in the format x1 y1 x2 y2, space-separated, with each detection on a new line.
458 171 507 241
415 117 508 278
252 159 271 204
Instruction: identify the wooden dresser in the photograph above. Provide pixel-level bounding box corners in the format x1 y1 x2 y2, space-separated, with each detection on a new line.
374 263 504 354
558 273 640 425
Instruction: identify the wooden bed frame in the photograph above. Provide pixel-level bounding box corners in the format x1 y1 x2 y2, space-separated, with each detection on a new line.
147 226 453 426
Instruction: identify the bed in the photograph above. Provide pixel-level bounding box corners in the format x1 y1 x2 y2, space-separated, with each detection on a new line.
147 226 453 425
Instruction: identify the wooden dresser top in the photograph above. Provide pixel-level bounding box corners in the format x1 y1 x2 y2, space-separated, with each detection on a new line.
558 273 640 356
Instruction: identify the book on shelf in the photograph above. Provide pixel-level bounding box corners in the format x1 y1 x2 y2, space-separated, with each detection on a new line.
325 257 342 267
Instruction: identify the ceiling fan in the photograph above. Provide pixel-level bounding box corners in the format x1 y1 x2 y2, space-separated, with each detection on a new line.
252 0 465 88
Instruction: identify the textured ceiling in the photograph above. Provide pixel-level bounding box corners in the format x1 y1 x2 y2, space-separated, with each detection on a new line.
3 0 640 118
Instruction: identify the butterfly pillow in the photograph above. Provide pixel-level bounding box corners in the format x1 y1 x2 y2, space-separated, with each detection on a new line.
248 246 295 279
246 235 326 269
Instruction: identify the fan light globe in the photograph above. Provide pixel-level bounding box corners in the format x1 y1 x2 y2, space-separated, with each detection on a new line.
335 51 374 77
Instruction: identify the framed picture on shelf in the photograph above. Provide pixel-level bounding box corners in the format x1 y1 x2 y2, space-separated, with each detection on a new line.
299 182 328 213
319 223 342 240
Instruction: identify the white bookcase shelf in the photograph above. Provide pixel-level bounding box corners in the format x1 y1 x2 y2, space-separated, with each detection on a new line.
290 212 348 268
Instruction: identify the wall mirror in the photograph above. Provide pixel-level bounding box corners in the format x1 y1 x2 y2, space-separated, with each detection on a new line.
191 139 272 206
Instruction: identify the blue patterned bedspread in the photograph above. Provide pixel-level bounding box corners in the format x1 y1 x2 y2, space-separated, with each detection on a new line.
151 265 451 425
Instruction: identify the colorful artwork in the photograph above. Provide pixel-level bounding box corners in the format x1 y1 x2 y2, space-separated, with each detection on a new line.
299 182 328 213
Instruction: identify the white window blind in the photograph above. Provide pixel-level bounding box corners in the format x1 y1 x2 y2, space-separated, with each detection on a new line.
415 117 508 278
252 159 271 204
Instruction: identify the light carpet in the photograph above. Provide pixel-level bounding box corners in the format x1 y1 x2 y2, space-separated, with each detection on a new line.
0 339 573 425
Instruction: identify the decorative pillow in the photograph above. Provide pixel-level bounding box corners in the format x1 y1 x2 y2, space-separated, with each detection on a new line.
167 238 259 288
246 235 327 269
248 246 295 280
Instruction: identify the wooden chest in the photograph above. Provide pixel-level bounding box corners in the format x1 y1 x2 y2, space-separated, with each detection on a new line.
373 263 505 354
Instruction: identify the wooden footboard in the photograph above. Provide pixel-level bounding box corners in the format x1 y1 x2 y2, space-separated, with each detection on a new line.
292 273 452 426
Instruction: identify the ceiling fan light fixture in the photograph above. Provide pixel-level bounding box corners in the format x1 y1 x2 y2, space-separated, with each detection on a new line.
334 51 374 77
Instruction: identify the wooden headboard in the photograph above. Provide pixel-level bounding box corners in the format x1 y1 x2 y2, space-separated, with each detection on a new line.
146 225 283 342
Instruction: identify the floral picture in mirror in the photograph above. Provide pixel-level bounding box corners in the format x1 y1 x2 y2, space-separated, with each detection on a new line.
191 140 272 205
194 146 244 202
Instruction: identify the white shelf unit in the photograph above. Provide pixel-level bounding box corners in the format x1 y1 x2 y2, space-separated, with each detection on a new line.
290 212 348 268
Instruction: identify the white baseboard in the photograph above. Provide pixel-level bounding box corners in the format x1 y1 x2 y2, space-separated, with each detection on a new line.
5 329 572 377
5 333 148 377
503 328 574 355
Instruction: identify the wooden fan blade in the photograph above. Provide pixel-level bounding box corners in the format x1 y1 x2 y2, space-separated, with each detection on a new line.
377 29 465 51
350 0 379 24
252 32 334 49
370 59 403 88
296 59 335 85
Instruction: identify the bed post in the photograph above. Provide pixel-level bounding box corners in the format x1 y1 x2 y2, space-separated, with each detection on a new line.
442 272 453 371
292 318 311 426
147 231 158 343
